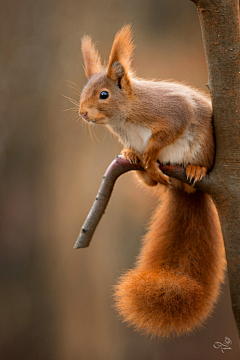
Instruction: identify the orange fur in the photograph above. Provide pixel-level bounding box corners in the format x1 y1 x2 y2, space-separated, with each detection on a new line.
79 25 226 337
81 35 103 78
107 25 134 78
114 189 225 337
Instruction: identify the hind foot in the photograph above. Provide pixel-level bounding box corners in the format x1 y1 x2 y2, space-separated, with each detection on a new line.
186 165 207 184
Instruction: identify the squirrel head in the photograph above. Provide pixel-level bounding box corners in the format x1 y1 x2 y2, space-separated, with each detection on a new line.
79 25 134 125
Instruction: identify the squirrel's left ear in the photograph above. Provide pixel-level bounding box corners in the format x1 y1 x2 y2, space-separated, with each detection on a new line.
107 25 134 87
81 35 103 78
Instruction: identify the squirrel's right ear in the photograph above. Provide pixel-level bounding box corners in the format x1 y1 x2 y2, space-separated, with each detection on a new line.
107 25 134 87
81 35 103 78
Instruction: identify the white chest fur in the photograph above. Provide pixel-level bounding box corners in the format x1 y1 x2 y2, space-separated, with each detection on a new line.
109 121 200 165
109 122 152 153
158 127 201 165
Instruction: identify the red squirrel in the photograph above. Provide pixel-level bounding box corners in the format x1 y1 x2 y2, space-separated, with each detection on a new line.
79 25 226 337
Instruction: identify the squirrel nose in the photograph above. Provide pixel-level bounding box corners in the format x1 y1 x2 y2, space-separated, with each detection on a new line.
80 111 88 120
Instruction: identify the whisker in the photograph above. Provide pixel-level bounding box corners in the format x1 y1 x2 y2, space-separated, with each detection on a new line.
81 118 87 135
103 127 109 141
87 123 95 143
82 120 86 133
74 114 81 121
62 94 80 107
70 112 79 121
63 107 79 112
76 115 100 143
89 123 100 143
66 85 81 96
70 91 81 98
65 80 81 91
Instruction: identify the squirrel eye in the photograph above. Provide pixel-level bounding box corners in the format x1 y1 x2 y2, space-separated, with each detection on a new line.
99 91 109 100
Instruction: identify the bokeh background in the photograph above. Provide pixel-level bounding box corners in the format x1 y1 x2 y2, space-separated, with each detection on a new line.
1 0 240 359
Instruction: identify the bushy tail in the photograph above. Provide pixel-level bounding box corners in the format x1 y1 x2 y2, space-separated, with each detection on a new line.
114 188 226 337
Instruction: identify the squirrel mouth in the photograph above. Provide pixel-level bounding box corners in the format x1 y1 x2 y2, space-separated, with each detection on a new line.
80 114 96 123
89 118 105 124
83 118 103 125
80 112 105 124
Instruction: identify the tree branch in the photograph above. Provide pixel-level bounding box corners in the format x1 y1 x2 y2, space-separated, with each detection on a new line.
74 156 208 249
74 156 143 248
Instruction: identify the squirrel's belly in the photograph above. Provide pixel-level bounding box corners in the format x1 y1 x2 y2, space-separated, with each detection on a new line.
158 132 201 166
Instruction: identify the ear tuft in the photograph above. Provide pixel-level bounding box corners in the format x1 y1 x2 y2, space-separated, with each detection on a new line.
107 25 134 81
81 35 103 78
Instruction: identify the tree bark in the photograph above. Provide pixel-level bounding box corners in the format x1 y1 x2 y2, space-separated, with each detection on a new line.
191 0 240 341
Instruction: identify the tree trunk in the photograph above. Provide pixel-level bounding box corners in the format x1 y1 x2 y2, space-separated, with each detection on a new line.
191 0 240 341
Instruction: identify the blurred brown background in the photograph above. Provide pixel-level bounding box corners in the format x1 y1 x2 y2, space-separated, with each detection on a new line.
1 0 240 359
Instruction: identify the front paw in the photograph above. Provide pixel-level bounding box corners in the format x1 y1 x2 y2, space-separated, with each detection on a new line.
121 149 140 164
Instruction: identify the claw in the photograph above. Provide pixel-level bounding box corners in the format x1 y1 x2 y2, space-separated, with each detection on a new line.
186 165 207 184
121 149 140 164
